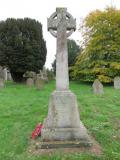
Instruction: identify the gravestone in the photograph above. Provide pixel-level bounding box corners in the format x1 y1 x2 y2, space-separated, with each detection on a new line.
0 66 3 79
39 69 48 83
0 78 4 88
41 8 92 146
35 75 44 90
3 68 7 81
0 66 7 80
26 78 34 87
93 79 104 94
7 70 12 81
114 77 120 89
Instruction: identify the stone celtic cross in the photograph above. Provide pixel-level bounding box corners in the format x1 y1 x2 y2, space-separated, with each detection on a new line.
41 8 91 143
48 8 76 90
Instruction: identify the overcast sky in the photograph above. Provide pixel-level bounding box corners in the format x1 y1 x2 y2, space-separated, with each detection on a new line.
0 0 120 68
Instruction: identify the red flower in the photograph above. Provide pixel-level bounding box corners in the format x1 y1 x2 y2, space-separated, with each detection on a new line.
31 123 43 139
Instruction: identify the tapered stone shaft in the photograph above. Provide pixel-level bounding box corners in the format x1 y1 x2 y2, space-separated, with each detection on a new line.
56 8 69 90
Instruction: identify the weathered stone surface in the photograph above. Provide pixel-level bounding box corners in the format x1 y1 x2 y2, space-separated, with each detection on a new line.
0 67 7 80
35 76 44 90
39 70 48 83
47 8 76 91
92 79 104 94
42 90 91 143
26 78 34 87
114 77 120 89
0 78 4 88
41 8 92 145
38 140 92 149
29 138 102 155
3 68 7 81
0 66 3 79
7 71 12 81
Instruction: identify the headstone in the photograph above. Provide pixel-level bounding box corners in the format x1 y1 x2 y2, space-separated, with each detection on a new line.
0 78 4 88
24 71 37 84
3 68 7 81
35 75 44 90
92 79 104 94
7 70 12 81
39 69 48 83
0 66 3 78
26 78 34 87
0 66 7 80
114 77 120 89
41 8 92 146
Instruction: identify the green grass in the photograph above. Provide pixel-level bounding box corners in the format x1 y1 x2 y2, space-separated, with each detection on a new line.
0 81 120 160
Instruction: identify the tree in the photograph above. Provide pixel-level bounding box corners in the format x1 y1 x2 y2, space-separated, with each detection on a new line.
52 39 80 74
71 7 120 83
0 18 47 82
52 59 56 74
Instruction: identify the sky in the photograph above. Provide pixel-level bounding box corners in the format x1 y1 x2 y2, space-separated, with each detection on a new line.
0 0 120 69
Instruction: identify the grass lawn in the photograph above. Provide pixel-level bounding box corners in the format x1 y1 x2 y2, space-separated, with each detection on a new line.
0 81 120 160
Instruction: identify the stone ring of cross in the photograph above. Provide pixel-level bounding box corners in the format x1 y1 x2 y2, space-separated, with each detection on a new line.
47 8 76 38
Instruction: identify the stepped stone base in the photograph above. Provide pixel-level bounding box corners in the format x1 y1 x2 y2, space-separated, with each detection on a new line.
42 125 91 143
37 140 92 149
41 90 92 145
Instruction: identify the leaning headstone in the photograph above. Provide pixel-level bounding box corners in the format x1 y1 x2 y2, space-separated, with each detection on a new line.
26 78 34 87
114 77 120 89
41 8 92 147
0 78 4 88
92 79 104 94
35 76 44 90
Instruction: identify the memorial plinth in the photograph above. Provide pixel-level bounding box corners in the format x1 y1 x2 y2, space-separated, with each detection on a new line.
41 8 92 146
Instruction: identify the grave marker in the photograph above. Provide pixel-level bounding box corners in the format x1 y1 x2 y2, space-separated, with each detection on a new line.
41 8 92 146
